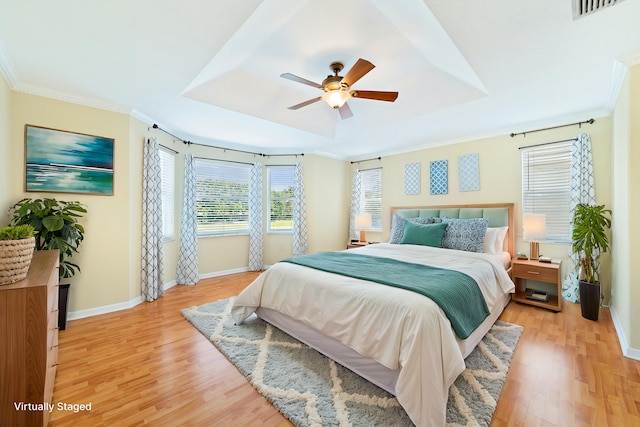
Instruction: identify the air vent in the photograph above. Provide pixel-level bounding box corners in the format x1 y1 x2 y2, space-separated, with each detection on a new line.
573 0 625 19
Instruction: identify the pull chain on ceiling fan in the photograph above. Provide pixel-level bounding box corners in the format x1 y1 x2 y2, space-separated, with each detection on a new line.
280 58 399 120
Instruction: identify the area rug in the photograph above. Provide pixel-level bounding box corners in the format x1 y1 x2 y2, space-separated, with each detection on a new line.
181 299 523 427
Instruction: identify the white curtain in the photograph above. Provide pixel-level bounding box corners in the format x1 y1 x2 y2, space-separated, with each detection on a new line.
293 162 308 256
248 162 264 271
349 169 362 241
176 153 200 285
562 133 596 302
141 137 165 301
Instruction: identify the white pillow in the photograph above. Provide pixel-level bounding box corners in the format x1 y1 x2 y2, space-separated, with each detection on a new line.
483 226 509 254
493 226 509 253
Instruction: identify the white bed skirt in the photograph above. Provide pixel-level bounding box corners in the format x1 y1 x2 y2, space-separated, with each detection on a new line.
256 291 511 395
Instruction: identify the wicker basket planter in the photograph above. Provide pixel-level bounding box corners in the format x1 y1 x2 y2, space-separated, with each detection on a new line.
0 237 36 285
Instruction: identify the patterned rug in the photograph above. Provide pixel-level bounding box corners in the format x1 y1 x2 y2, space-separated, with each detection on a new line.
181 299 523 427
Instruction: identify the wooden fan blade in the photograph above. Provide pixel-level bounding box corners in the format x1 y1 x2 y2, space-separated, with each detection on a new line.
338 102 353 120
280 73 323 89
288 97 322 110
341 58 375 87
351 90 398 102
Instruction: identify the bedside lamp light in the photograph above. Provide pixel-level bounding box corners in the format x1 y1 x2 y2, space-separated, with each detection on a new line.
523 214 546 260
355 214 372 243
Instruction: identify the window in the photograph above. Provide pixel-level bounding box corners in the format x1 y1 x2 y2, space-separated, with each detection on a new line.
358 168 383 231
521 141 572 242
267 165 295 232
195 158 251 236
158 147 175 241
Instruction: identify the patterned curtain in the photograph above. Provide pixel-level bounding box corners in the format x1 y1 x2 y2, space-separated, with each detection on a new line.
562 133 596 302
349 169 362 241
141 137 165 301
176 153 200 285
248 162 264 271
293 162 308 256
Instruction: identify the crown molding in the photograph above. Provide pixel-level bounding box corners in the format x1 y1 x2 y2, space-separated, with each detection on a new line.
605 50 640 111
14 82 131 114
619 50 640 66
130 109 157 127
0 40 19 88
606 60 628 112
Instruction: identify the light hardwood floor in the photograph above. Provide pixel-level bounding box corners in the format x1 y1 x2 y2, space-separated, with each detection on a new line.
48 272 640 427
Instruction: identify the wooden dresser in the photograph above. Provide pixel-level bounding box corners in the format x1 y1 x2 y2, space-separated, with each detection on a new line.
0 250 60 427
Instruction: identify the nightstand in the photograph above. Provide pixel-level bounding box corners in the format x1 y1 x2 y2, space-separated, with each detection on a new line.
346 242 375 249
511 258 562 311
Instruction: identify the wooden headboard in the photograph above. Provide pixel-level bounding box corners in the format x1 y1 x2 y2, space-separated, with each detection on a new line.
390 203 515 259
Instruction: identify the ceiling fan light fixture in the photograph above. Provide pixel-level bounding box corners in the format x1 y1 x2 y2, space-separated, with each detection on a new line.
322 89 351 108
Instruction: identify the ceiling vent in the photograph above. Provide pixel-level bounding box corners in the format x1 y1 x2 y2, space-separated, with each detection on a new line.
573 0 625 19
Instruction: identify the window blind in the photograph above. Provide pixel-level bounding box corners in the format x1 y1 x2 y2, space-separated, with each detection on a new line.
195 158 250 235
158 147 175 241
521 141 572 242
267 165 294 232
360 168 383 231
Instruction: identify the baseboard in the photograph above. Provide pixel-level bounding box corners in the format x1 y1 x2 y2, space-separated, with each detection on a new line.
67 267 251 321
67 295 144 321
610 305 640 361
199 266 250 279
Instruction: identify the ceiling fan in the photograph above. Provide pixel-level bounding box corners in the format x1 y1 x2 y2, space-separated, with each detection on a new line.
281 58 399 119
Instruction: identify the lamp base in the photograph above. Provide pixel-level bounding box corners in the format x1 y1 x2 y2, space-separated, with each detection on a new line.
529 241 540 260
359 230 367 243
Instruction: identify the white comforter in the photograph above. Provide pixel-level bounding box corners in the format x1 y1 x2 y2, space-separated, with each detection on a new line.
231 243 514 427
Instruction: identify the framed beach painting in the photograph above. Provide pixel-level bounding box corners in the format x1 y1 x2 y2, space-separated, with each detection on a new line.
25 125 114 195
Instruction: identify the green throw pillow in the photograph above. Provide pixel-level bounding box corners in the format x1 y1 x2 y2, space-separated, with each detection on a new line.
399 221 447 247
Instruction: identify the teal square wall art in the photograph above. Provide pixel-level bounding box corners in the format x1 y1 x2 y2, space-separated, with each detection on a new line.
25 125 115 195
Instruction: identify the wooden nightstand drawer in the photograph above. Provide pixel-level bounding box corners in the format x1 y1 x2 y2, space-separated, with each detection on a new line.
513 263 557 283
511 258 562 311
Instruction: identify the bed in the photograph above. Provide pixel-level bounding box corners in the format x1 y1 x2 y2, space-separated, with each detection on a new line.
231 203 515 426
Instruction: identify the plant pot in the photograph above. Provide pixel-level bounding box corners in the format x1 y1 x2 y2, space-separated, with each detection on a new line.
0 237 36 285
579 280 600 321
58 283 70 330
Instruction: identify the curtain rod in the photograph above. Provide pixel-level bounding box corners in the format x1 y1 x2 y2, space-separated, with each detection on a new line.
193 156 254 166
510 118 594 138
350 156 381 164
518 137 578 150
151 124 304 158
264 153 304 158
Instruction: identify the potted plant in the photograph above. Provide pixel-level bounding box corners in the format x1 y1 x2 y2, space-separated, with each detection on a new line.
9 198 87 329
571 203 612 321
0 224 36 285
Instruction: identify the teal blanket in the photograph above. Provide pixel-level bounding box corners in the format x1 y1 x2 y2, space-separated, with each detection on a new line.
282 251 489 339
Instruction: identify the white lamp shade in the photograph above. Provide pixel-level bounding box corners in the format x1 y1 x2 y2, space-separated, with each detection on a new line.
355 213 372 230
322 89 351 108
523 214 546 241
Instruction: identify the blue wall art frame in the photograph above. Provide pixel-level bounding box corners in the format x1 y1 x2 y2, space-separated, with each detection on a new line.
25 124 115 195
429 160 448 195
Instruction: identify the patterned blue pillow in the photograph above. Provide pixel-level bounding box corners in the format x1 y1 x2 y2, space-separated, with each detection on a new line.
441 217 489 252
389 215 435 244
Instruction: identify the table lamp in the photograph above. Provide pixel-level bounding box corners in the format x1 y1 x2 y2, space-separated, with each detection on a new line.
355 214 372 243
523 214 546 260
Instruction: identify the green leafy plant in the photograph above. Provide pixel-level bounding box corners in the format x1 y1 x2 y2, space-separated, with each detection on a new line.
9 198 87 279
571 203 612 284
0 224 35 240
